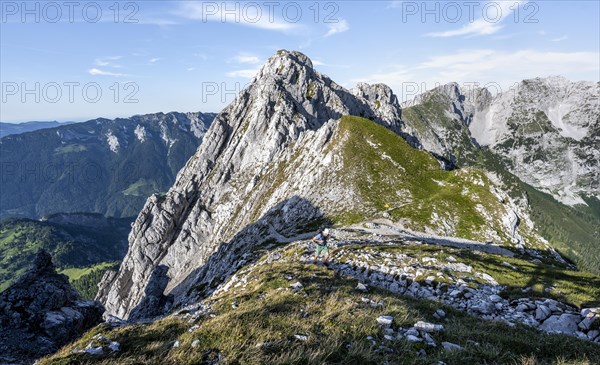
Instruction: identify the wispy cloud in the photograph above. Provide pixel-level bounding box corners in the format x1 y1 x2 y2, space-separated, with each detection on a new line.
187 67 196 71
551 35 568 42
311 59 351 69
227 69 259 78
94 56 123 68
149 58 161 63
229 53 261 64
354 49 600 100
426 1 526 38
88 68 130 77
175 2 299 32
324 19 349 37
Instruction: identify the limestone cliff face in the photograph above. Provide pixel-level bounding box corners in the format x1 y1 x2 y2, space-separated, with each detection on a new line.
469 77 599 206
97 50 406 320
400 82 492 167
402 78 599 206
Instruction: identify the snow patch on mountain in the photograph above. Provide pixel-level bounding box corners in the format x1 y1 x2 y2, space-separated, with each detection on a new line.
545 102 587 141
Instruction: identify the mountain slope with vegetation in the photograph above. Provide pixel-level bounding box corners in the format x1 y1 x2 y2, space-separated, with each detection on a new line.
0 213 131 297
401 87 600 275
0 112 215 219
9 50 599 364
40 240 600 364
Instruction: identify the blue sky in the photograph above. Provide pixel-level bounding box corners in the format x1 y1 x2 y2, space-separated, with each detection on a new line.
1 0 598 122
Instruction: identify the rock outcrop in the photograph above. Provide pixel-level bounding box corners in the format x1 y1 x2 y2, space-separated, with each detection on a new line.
97 50 562 322
97 50 408 320
400 82 492 167
0 250 104 364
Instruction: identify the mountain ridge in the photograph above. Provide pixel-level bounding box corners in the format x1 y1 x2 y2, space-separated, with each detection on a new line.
97 50 571 322
0 111 216 219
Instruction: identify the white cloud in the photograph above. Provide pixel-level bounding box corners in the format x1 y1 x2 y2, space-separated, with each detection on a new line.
230 53 261 64
310 59 350 69
227 69 259 78
324 19 349 37
187 67 196 71
551 35 568 42
426 1 525 38
538 30 547 36
354 49 600 101
94 56 122 68
88 68 129 77
149 58 161 63
175 2 299 32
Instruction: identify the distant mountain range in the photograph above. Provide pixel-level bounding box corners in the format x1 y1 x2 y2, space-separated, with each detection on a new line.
401 77 599 206
0 112 216 219
0 121 76 138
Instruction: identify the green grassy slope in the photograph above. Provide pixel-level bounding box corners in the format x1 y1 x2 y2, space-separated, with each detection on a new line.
477 151 600 275
39 244 600 365
401 92 478 165
401 92 599 275
329 116 536 249
65 262 121 299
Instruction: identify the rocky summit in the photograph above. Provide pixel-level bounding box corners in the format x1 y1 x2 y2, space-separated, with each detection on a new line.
98 50 572 322
0 250 104 364
32 50 600 364
96 50 408 320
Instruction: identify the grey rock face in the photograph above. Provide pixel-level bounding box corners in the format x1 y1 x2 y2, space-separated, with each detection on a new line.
539 314 581 335
400 82 492 167
403 77 599 205
469 77 599 205
97 50 407 321
0 250 104 364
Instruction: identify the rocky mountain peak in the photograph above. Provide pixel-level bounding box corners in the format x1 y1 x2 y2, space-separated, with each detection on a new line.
96 50 410 320
258 50 314 78
97 50 559 323
402 82 491 114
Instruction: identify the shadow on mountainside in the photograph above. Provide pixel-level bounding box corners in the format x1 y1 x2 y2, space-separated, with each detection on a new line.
129 265 173 321
131 196 331 319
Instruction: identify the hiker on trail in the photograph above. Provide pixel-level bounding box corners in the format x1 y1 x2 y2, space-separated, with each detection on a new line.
312 228 331 264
